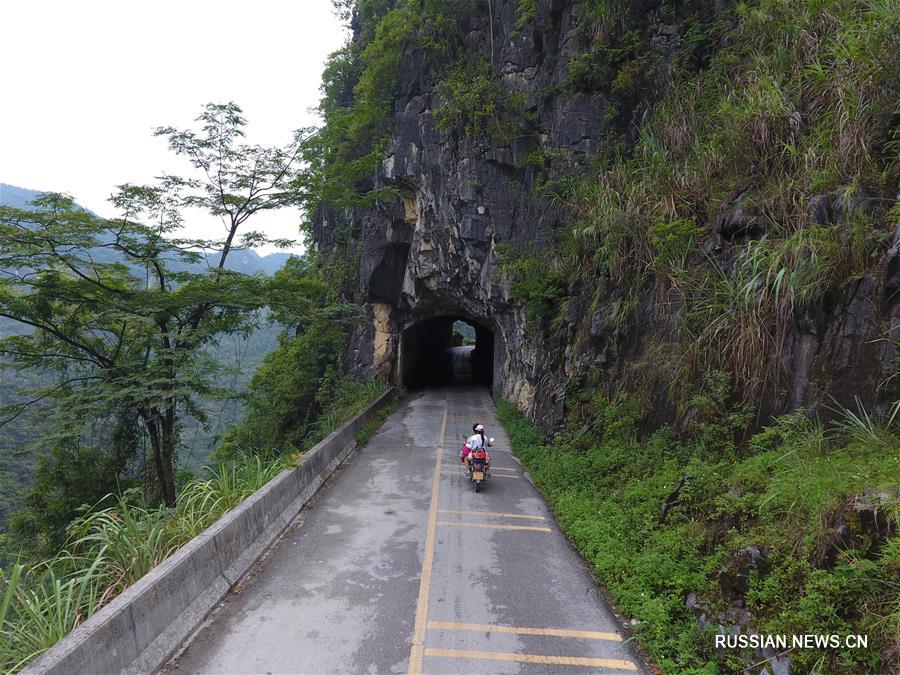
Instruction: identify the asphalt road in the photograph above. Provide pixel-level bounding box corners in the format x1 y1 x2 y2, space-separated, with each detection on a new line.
167 387 645 674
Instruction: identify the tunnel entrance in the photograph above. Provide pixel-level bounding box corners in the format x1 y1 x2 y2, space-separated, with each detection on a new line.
401 316 494 389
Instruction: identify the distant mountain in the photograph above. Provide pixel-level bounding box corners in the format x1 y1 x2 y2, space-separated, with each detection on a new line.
212 249 293 275
0 184 51 211
0 183 296 275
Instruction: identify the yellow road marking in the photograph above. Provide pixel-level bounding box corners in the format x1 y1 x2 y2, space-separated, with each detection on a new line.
407 401 448 675
423 648 637 670
437 521 551 533
437 509 545 521
446 416 499 420
426 621 621 641
440 469 519 479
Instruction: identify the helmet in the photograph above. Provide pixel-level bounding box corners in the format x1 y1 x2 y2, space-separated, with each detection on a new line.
474 423 484 432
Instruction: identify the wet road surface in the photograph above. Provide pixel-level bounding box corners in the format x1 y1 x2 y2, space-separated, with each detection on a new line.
167 387 644 674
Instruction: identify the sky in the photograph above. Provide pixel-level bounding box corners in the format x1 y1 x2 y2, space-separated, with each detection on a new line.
0 0 347 254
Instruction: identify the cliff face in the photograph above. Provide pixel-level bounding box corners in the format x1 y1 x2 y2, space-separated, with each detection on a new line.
313 0 899 429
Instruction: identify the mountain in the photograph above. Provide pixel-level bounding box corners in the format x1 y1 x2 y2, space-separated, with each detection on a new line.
212 249 293 275
0 183 297 274
0 184 53 211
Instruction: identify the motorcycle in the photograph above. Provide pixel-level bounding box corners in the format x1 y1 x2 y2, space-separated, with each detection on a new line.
467 437 494 492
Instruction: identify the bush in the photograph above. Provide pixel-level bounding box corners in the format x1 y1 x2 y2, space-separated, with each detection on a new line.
433 60 531 149
498 393 900 672
494 243 566 333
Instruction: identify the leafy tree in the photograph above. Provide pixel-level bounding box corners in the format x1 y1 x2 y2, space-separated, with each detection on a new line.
217 256 361 458
0 103 302 507
10 434 139 553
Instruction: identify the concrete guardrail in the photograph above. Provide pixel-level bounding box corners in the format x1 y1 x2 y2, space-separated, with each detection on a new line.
24 387 397 675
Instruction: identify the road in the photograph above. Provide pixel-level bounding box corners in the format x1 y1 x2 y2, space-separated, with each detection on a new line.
167 387 645 674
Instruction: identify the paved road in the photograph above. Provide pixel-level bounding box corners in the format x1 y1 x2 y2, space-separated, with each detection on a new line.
168 387 644 674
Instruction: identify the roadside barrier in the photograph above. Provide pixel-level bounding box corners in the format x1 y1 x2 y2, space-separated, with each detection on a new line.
24 387 397 675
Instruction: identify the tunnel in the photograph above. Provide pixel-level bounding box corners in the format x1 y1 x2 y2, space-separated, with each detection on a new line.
400 316 494 389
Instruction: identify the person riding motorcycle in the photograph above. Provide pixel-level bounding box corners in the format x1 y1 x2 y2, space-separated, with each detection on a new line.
460 423 491 475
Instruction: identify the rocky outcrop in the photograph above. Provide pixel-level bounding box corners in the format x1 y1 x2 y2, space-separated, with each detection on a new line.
315 0 616 409
718 546 771 605
820 487 899 568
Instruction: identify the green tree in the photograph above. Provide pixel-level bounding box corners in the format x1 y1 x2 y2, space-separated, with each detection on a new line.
0 103 302 507
218 255 361 458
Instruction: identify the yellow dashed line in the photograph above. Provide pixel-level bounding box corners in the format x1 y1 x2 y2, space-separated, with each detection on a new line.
437 521 551 533
426 621 621 641
445 416 500 420
440 469 520 479
437 509 545 521
423 648 637 670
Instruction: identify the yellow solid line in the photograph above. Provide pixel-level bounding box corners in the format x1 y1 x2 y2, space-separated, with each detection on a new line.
437 521 551 533
437 509 545 521
407 401 448 675
426 621 621 641
424 648 637 670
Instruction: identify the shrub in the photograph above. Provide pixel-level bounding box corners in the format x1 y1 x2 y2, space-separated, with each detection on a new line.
494 244 566 333
433 60 531 149
498 394 900 672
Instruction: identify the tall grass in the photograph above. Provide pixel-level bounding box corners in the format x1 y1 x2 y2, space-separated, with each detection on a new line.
556 0 898 406
303 377 391 448
0 453 285 672
0 377 390 672
832 397 900 448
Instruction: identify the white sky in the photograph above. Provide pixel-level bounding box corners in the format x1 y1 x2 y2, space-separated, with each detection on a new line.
0 0 347 254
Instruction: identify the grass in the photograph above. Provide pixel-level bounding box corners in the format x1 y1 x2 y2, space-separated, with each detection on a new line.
498 391 900 673
0 378 392 672
0 456 285 671
303 377 392 450
543 0 899 409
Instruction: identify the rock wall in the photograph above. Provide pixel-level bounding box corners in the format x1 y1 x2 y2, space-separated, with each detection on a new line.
313 0 899 428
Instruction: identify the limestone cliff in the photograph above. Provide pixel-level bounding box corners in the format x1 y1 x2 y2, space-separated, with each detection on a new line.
311 0 899 429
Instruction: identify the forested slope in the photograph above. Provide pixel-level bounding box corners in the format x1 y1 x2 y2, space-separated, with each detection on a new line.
0 183 292 534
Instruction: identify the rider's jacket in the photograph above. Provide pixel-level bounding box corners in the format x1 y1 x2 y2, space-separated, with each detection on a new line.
465 433 485 450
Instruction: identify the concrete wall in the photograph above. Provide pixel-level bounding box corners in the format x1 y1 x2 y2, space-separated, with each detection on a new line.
23 388 397 675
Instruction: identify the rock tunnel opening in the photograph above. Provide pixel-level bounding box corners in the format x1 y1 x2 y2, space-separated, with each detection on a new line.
400 316 494 389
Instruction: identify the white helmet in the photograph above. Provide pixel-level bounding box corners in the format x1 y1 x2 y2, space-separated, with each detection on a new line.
474 424 484 432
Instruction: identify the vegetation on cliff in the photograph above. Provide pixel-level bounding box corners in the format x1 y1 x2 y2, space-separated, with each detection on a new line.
305 0 489 211
544 0 899 411
504 1 898 670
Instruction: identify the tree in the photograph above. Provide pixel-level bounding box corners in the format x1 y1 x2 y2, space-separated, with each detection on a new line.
0 102 302 506
217 256 361 459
